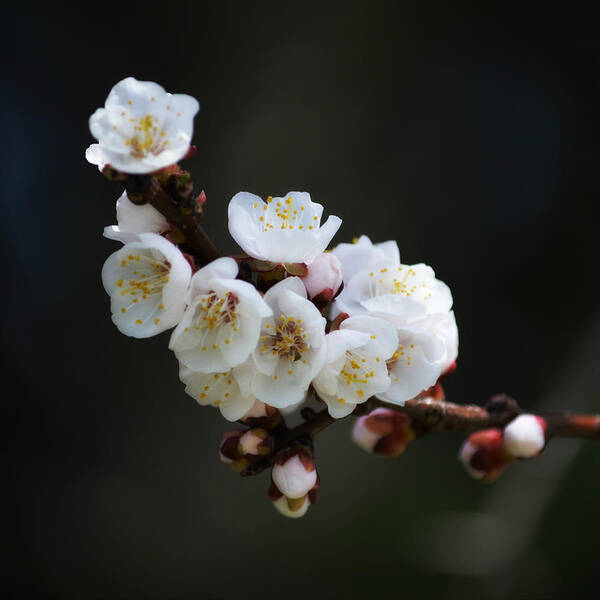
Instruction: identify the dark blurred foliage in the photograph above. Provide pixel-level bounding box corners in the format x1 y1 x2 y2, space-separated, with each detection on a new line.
3 2 600 598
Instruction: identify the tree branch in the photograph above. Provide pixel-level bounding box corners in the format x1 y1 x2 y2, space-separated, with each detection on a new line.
241 394 600 476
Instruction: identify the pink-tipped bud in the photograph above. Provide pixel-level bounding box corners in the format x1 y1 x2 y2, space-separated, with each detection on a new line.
238 428 274 457
459 428 512 482
352 408 414 457
272 448 317 499
301 252 343 301
503 414 546 458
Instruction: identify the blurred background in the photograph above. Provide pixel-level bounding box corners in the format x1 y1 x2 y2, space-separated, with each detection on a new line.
4 2 600 598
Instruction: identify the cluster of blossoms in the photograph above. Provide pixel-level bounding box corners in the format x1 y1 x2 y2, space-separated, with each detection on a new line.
89 78 565 519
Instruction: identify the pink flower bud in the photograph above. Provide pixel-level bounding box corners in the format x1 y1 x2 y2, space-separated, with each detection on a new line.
503 414 546 458
301 252 343 300
459 428 512 482
352 408 414 457
272 450 317 499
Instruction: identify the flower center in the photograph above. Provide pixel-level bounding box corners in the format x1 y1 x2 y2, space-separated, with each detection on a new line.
125 114 169 158
117 253 170 301
251 196 318 232
339 351 375 399
368 266 428 299
195 291 239 332
269 315 308 361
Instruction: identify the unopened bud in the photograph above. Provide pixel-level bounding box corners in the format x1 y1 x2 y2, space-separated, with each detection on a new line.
301 252 343 301
503 414 546 458
352 408 414 457
459 428 512 482
238 428 274 457
272 448 317 499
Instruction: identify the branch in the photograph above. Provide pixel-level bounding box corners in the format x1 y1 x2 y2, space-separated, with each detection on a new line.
241 394 600 476
102 166 220 264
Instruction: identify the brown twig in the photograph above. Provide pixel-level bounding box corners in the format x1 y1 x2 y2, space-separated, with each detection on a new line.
102 167 220 264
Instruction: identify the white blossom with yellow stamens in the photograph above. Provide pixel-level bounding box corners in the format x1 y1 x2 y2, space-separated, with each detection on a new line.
313 315 398 418
87 77 199 174
334 261 452 326
179 359 258 422
103 191 170 243
252 277 327 408
227 191 342 264
101 233 191 338
169 257 271 373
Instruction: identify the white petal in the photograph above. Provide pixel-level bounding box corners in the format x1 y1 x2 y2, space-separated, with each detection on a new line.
333 235 400 282
188 257 239 300
85 143 108 171
340 315 398 360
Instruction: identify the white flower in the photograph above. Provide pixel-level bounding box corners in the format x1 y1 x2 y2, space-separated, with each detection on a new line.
169 257 271 372
228 191 342 264
101 233 191 337
272 454 317 499
104 191 170 243
252 277 327 408
313 315 398 418
271 494 311 519
179 359 258 422
300 252 343 299
503 414 546 458
334 261 452 325
88 77 199 174
332 235 400 282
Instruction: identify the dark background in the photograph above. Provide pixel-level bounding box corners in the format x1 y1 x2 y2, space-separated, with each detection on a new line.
4 2 600 598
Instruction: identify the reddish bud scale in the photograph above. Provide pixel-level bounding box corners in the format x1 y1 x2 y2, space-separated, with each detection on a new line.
275 445 315 472
311 287 335 313
440 361 457 379
220 430 244 462
418 382 445 402
268 482 283 502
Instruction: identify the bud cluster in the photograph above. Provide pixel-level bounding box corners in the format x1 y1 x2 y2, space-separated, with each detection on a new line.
459 413 547 482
